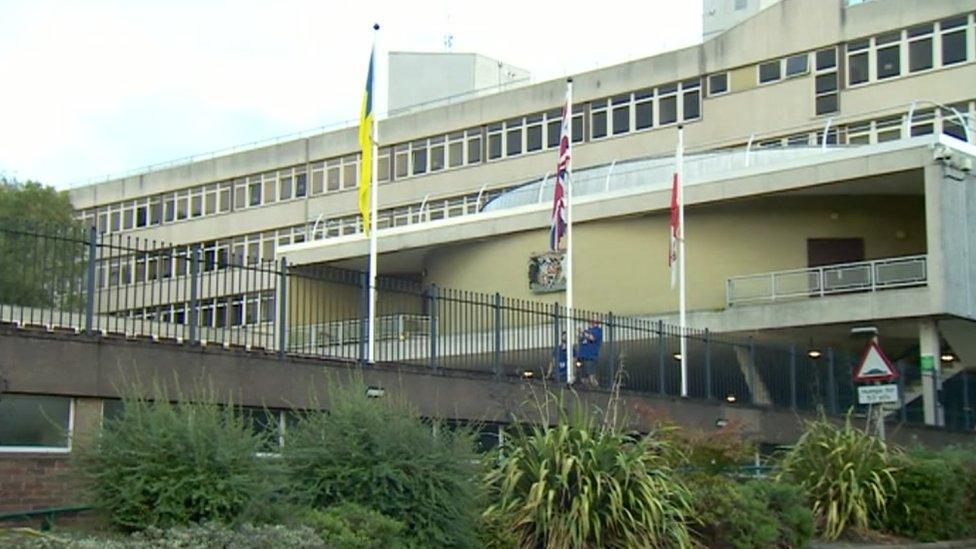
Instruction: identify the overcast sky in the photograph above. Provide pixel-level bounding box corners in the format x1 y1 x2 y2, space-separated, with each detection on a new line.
0 1 701 188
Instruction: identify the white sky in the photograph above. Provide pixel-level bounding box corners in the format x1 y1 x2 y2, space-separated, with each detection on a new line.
0 1 701 188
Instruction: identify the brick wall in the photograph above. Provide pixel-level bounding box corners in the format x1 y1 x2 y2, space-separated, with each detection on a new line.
0 454 77 513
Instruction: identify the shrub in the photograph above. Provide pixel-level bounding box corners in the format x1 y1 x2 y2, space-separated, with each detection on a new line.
78 387 272 531
777 414 897 540
483 393 694 548
304 503 405 549
881 452 973 541
282 380 482 548
685 475 813 549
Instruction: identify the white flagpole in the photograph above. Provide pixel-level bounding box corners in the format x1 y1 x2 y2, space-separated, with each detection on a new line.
564 78 575 386
677 125 688 397
367 24 380 363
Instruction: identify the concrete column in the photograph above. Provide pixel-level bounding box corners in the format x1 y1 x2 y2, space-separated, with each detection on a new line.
919 319 944 426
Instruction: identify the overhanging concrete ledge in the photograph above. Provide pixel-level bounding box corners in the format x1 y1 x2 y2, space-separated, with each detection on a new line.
0 328 969 447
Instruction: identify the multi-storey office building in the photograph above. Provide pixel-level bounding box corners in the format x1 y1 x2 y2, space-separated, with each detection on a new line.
56 0 976 425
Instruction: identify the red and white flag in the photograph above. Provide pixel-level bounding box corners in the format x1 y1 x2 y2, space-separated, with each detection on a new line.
669 171 680 288
550 89 571 250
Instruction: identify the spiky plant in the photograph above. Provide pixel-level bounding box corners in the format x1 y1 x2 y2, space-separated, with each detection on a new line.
483 391 693 549
777 413 897 540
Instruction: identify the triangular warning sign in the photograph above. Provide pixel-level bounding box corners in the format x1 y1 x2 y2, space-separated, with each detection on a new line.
854 340 897 383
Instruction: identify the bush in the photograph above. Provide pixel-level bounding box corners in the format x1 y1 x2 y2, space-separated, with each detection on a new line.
483 393 694 548
304 503 405 549
777 414 897 540
881 452 973 541
685 475 813 549
78 388 273 530
282 380 482 548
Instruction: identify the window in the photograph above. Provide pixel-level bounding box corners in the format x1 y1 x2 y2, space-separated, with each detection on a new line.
219 182 232 211
758 60 780 83
263 173 276 203
0 394 72 451
611 95 630 135
546 108 562 148
248 179 261 206
847 39 870 85
279 174 292 201
681 80 701 121
657 83 679 125
785 53 809 77
411 140 427 174
393 145 408 179
466 128 482 164
814 47 839 116
908 24 933 72
204 184 217 214
342 156 358 188
875 33 901 79
505 118 523 156
590 99 608 139
634 89 653 129
708 73 728 95
487 124 502 160
429 137 445 171
447 133 464 167
295 172 307 197
940 16 968 66
526 114 543 152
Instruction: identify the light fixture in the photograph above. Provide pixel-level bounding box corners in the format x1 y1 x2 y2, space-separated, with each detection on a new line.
521 370 535 379
365 386 385 398
715 418 729 428
672 353 683 361
807 348 822 360
725 394 737 403
941 353 956 363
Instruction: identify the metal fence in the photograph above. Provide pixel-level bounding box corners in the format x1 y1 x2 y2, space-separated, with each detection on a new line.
1 225 972 431
726 254 928 307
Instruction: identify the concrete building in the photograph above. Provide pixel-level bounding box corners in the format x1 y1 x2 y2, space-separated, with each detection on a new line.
3 0 976 470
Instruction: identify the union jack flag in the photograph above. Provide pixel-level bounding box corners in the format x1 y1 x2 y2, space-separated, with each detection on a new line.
550 89 572 250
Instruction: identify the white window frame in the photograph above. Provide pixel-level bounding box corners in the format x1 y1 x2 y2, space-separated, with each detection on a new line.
0 397 74 454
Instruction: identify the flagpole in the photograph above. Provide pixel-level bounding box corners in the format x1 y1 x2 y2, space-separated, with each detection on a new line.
677 125 688 397
564 78 575 386
367 23 380 363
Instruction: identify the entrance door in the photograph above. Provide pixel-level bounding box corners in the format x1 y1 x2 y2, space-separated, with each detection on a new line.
807 238 865 267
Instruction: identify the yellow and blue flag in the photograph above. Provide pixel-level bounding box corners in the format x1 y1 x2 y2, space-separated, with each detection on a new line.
358 46 375 235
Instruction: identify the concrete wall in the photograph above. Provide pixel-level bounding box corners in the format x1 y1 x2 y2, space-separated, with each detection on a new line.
926 163 976 321
422 193 926 315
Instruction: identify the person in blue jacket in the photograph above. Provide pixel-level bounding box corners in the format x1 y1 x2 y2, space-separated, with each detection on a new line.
577 318 603 387
548 331 569 383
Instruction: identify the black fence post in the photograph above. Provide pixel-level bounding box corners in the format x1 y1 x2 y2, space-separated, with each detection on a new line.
277 257 288 358
188 245 200 346
657 320 666 396
428 284 438 372
827 347 838 415
789 345 798 411
748 336 756 405
84 226 97 335
493 292 502 378
359 271 368 364
606 312 615 388
898 361 908 424
704 328 713 400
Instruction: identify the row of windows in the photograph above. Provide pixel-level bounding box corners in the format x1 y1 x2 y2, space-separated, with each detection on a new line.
847 14 974 87
115 291 276 329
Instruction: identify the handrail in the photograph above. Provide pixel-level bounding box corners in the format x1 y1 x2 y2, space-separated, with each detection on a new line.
727 254 928 307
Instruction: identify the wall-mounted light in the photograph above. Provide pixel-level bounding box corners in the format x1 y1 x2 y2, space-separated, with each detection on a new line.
941 353 956 363
807 348 823 360
365 386 385 398
672 353 683 361
725 394 737 403
715 418 729 428
521 370 535 379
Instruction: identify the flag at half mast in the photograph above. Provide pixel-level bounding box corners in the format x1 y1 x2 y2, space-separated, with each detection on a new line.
358 46 376 235
550 89 571 250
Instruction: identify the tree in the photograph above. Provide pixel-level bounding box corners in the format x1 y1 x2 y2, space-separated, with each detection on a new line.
0 177 84 309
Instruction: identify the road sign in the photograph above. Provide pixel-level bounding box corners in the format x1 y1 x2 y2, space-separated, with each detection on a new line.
853 340 897 383
858 383 899 405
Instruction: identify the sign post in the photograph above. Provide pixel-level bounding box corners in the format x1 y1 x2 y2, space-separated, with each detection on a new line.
853 339 898 441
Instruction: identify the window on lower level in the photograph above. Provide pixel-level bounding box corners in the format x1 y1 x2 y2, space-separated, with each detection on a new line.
759 60 781 83
0 395 72 451
708 73 728 95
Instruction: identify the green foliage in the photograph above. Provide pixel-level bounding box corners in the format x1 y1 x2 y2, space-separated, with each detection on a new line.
685 475 813 549
0 180 86 309
483 393 694 549
777 414 897 540
282 380 483 548
304 503 405 549
667 420 756 474
78 388 273 531
4 523 327 548
881 450 975 541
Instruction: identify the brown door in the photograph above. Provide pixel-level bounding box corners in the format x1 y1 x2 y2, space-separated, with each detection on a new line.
807 238 865 267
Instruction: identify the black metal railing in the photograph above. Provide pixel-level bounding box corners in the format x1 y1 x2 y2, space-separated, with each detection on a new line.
1 224 972 432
